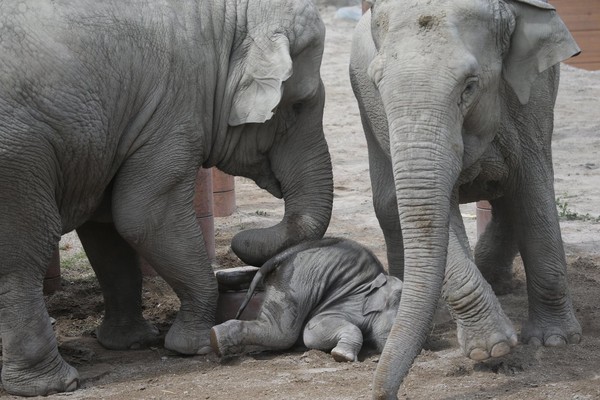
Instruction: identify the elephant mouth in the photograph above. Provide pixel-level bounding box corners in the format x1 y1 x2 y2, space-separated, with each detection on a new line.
256 174 282 198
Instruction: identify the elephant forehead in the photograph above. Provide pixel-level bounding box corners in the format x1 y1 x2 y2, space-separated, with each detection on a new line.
381 0 495 32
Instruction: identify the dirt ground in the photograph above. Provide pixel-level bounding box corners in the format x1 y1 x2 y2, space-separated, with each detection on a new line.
2 6 599 400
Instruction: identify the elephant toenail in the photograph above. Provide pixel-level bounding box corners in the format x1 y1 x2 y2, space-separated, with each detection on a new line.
490 342 511 358
197 345 213 355
469 348 489 361
545 334 567 347
528 337 542 347
568 333 581 344
66 379 79 392
509 334 518 347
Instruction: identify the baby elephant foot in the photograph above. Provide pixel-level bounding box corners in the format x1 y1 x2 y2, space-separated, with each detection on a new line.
2 353 79 396
331 345 358 362
456 305 518 361
96 318 160 350
210 320 245 357
521 310 582 347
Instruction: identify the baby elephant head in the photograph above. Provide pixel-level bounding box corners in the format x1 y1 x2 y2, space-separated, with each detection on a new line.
363 273 404 350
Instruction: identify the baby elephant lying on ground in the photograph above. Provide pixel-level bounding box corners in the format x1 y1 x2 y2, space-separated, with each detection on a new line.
211 238 403 361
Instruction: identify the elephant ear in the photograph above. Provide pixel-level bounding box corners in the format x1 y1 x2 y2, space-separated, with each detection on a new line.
503 0 580 104
363 273 389 316
228 34 293 126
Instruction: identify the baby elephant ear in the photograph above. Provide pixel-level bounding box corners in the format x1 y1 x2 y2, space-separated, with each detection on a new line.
228 34 293 126
503 0 580 104
363 273 389 316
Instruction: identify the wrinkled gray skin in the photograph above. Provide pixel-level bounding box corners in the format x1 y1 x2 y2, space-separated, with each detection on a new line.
0 0 332 396
350 0 582 398
210 238 403 362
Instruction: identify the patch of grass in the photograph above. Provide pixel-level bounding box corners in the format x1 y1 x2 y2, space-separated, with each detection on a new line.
60 250 93 276
555 197 600 222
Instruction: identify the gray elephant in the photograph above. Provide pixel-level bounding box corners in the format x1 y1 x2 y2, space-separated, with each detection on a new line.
0 0 332 396
349 0 581 397
211 238 403 362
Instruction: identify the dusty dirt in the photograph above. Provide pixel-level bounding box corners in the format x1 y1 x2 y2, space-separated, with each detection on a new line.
2 6 599 400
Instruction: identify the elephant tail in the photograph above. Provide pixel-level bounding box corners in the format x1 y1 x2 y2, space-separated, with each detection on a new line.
234 256 282 320
235 237 345 319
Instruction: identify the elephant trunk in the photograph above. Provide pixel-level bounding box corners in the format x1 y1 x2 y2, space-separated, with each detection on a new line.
231 106 333 266
373 83 463 398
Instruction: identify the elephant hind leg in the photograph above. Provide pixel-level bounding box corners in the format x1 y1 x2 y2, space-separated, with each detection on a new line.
474 199 519 295
303 315 363 362
211 319 301 358
211 298 305 357
76 221 160 350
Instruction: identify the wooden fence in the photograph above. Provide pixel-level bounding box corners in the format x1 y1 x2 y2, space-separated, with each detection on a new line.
552 0 600 70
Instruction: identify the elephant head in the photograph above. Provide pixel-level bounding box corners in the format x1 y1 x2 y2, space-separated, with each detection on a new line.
357 0 579 397
363 273 404 350
209 0 333 266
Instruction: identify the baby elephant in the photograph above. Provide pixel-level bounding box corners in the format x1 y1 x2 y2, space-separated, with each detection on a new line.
211 238 403 361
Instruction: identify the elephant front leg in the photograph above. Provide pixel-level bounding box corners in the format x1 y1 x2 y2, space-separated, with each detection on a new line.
303 315 363 362
0 194 78 395
444 201 518 361
111 148 217 355
507 171 581 346
365 130 405 278
76 221 160 350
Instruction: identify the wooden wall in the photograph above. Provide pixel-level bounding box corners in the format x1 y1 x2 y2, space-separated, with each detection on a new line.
551 0 600 70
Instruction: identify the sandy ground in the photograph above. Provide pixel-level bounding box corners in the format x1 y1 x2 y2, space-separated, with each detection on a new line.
2 6 599 400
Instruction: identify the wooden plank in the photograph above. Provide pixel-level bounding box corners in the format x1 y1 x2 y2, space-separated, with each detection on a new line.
551 0 600 32
546 0 600 70
568 30 600 64
566 61 600 71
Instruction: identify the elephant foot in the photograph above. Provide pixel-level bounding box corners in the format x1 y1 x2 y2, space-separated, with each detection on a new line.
521 307 581 347
96 317 160 350
331 345 358 362
1 353 79 396
210 320 245 357
456 301 518 361
165 315 212 355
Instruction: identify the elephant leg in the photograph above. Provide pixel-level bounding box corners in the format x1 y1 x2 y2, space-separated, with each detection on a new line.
443 200 518 361
76 221 160 350
474 198 519 295
210 303 303 357
506 170 581 346
0 190 78 395
111 148 217 355
303 314 363 362
365 126 404 278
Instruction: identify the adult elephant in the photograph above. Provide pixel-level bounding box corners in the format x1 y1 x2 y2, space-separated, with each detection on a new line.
0 0 332 396
350 0 581 398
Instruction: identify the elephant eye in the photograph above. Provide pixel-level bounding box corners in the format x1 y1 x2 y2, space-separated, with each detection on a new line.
459 77 479 110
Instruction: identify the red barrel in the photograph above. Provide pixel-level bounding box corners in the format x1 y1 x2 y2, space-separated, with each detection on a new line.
194 167 215 261
476 201 492 239
212 169 236 217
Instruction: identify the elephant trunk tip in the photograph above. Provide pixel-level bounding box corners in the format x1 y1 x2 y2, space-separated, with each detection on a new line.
231 214 328 266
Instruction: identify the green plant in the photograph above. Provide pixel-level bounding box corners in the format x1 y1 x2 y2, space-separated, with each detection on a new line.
555 197 600 222
60 250 91 272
